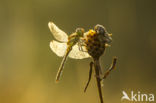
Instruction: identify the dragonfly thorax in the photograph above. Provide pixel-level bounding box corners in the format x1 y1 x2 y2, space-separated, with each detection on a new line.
67 28 85 46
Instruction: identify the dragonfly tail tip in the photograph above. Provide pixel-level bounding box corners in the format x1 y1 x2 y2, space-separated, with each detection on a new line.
55 79 60 83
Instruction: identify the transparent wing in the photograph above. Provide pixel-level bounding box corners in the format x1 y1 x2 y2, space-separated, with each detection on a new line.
48 22 68 42
84 31 89 37
69 44 90 59
49 40 67 57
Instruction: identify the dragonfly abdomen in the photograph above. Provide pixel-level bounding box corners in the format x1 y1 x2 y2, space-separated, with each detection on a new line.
55 46 72 82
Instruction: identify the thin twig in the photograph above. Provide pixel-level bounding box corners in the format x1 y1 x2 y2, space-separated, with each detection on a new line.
84 62 93 92
84 57 117 103
103 57 117 80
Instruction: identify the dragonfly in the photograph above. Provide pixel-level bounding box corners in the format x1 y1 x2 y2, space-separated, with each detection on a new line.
48 22 117 103
48 22 90 82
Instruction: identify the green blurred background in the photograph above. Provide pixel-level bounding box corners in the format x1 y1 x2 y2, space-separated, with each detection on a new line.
0 0 156 103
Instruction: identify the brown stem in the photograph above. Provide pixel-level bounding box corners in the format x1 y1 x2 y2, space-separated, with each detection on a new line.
103 57 117 79
94 59 104 103
84 62 93 92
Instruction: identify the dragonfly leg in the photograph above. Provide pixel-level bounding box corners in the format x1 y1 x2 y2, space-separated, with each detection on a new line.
78 42 83 51
84 61 93 92
78 42 88 52
80 46 88 52
102 57 117 80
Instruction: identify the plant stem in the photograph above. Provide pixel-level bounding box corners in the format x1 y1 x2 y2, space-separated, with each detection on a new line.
94 59 104 103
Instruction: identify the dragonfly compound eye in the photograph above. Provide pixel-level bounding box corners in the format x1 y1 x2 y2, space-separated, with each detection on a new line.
76 28 85 36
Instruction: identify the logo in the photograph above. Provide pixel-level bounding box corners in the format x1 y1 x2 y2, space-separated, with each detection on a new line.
121 91 154 102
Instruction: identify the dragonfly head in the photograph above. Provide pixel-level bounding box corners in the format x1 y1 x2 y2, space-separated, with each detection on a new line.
94 24 112 44
75 28 85 37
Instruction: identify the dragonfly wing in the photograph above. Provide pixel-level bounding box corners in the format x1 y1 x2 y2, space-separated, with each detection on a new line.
48 22 68 42
50 40 67 57
69 44 90 59
84 31 90 37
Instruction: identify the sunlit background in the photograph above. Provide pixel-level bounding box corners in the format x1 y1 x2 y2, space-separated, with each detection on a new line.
0 0 156 103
